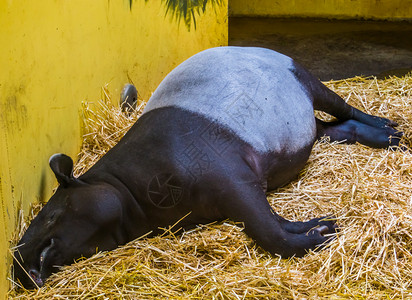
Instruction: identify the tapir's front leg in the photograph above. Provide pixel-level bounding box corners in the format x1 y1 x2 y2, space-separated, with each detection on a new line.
220 183 337 258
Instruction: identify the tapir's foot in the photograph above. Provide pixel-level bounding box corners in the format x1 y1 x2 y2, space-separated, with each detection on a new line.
350 110 405 148
350 120 403 148
295 216 340 255
317 118 403 149
353 110 398 129
271 215 339 257
379 116 398 128
356 114 397 129
273 222 338 258
382 125 404 147
298 226 337 255
281 215 339 235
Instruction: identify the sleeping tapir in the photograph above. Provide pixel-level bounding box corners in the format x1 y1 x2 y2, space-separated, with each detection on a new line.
13 46 402 289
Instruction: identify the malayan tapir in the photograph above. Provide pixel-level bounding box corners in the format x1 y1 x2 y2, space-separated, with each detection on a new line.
13 46 402 289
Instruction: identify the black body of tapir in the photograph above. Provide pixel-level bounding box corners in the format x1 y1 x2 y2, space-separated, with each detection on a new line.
13 47 402 289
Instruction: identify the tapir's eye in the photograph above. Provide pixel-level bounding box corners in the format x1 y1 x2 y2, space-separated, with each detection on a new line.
47 212 58 226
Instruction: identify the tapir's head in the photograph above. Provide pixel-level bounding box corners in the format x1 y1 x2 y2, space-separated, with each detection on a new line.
13 154 123 289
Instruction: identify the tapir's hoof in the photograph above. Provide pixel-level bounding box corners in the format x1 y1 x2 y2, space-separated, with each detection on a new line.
311 215 339 234
306 224 338 252
120 84 138 112
310 224 338 237
381 126 403 148
386 119 398 128
306 216 339 250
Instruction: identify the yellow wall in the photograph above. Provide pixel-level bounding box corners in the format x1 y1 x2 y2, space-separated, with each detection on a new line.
230 0 412 20
0 0 227 297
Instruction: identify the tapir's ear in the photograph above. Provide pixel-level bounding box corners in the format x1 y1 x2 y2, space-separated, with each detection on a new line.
49 153 74 187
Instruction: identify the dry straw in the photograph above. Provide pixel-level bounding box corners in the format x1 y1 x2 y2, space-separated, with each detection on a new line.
9 75 412 299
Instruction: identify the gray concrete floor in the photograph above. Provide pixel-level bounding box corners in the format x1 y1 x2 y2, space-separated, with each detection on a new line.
229 18 412 80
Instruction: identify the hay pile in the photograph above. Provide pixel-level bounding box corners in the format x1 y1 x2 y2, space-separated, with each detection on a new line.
9 75 412 299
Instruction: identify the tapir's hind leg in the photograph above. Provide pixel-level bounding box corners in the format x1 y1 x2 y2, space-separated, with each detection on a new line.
311 86 402 148
292 62 402 148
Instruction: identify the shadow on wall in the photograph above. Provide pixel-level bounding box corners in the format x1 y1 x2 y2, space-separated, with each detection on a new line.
132 0 224 30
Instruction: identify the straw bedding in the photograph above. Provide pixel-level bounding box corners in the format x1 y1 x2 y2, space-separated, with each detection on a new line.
9 75 412 299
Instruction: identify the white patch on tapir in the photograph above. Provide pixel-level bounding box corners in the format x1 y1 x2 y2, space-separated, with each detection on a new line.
144 47 316 154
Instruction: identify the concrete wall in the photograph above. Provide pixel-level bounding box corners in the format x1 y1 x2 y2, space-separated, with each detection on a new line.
230 0 412 20
0 0 227 296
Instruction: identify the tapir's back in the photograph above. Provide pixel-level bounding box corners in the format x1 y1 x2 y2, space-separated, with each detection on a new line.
143 47 316 154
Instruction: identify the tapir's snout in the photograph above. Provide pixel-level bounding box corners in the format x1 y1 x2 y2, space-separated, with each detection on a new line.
28 269 44 288
13 237 59 289
13 250 44 289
